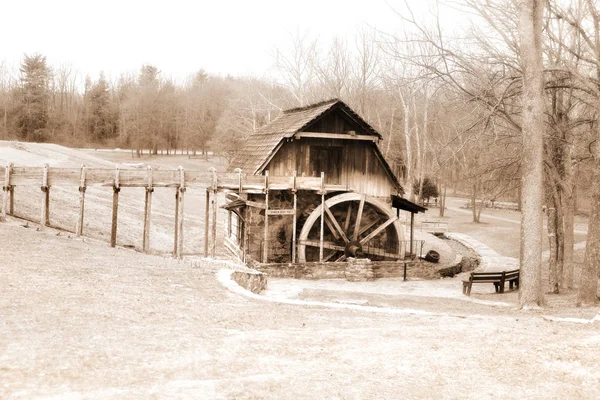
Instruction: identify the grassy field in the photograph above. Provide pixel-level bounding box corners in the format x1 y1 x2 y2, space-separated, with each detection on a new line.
2 220 600 399
2 143 600 398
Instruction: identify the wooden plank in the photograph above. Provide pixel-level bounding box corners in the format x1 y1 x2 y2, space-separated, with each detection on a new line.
40 164 49 228
142 167 153 253
110 168 120 248
324 203 349 243
173 189 179 256
319 172 325 262
48 168 80 185
224 236 243 260
353 194 366 240
1 162 11 222
263 171 269 263
211 168 218 258
359 215 398 246
292 171 297 263
8 166 42 185
204 188 210 257
299 239 345 252
266 209 296 215
295 132 377 141
9 185 14 215
84 168 115 186
177 167 185 259
76 165 86 237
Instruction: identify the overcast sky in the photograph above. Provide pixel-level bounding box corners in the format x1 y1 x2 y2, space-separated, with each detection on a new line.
1 0 450 82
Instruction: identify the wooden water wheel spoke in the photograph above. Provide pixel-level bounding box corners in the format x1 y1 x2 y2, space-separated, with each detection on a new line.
335 254 347 262
356 218 379 238
299 239 346 252
324 203 349 243
324 213 341 241
343 202 353 233
359 216 398 246
323 250 341 262
352 194 366 241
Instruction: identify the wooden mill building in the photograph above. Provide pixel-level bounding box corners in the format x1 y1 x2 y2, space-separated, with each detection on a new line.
224 99 425 265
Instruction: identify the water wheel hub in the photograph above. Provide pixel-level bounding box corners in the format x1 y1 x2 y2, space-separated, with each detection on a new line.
344 240 364 258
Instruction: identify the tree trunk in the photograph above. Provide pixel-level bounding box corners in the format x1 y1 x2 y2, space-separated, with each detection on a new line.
518 0 545 308
577 149 600 305
471 183 479 223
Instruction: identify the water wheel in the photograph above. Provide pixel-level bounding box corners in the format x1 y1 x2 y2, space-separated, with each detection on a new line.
297 193 404 262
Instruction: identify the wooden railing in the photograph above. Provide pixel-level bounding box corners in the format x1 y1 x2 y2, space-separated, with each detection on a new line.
0 164 349 260
0 164 347 192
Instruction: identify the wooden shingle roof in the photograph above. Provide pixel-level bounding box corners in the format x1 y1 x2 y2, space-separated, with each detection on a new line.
228 99 381 174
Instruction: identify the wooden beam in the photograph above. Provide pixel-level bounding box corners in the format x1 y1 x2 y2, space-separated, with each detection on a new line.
40 164 49 229
174 189 179 256
263 171 269 263
299 239 345 252
353 194 366 241
110 168 120 247
295 132 377 142
76 165 86 237
410 212 415 258
211 168 218 258
204 188 210 257
176 166 185 259
1 162 11 222
9 185 13 215
142 166 153 253
292 170 297 263
319 172 325 262
359 215 398 246
324 203 349 243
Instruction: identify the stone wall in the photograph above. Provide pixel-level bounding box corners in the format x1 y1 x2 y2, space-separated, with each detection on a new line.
230 269 267 294
254 259 439 280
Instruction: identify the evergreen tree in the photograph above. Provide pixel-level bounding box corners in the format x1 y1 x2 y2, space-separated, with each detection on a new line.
88 73 115 142
18 54 51 141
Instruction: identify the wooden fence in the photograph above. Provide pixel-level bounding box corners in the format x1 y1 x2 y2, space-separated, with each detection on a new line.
0 164 342 259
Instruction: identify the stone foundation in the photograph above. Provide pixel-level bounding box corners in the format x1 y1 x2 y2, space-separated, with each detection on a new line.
254 259 439 280
231 269 267 294
345 258 374 282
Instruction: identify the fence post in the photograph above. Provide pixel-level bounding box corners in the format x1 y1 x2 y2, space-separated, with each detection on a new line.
110 167 120 247
176 166 185 259
143 166 153 253
76 164 86 237
40 164 49 228
204 187 210 257
211 167 218 258
1 162 11 222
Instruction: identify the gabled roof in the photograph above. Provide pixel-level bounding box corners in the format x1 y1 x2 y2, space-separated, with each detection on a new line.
228 99 382 174
227 98 402 193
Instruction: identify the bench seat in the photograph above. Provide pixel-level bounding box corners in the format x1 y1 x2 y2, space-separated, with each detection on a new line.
462 269 520 296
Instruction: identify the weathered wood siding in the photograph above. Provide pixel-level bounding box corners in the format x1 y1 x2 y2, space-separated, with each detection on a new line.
303 110 369 135
266 138 398 197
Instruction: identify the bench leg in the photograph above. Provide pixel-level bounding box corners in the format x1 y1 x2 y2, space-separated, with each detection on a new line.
494 283 500 293
509 281 514 290
467 282 472 296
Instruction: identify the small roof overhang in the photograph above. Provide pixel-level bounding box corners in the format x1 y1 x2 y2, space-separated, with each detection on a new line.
391 195 427 214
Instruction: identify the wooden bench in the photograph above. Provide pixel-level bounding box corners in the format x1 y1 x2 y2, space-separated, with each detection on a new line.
462 269 520 296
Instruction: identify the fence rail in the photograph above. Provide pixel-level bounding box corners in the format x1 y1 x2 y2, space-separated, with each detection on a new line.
0 164 350 192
